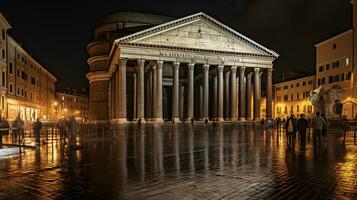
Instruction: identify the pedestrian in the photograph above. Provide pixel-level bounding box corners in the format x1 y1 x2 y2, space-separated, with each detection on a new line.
342 116 348 142
285 114 297 144
321 113 329 143
297 114 308 147
276 118 281 132
311 111 326 145
12 114 25 142
33 118 42 145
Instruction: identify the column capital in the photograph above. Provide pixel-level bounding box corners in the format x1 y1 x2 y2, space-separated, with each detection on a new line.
156 61 163 69
254 67 260 72
239 66 246 72
231 66 237 73
188 63 195 71
203 64 210 71
173 61 180 69
267 68 273 72
217 65 224 73
137 59 145 68
152 64 156 70
133 73 137 79
119 58 128 66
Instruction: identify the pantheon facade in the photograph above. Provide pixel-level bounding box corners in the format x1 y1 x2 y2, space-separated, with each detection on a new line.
87 12 278 123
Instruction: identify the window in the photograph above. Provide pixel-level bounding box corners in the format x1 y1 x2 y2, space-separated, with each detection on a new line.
283 86 288 90
303 81 306 86
346 72 351 80
297 93 300 100
326 64 330 70
319 66 324 72
31 77 36 85
296 83 299 87
9 62 13 74
284 106 288 114
291 105 293 113
291 94 293 101
332 61 340 68
308 80 313 85
9 84 13 93
329 76 333 84
276 87 281 91
346 58 350 66
342 73 345 81
333 43 336 49
322 78 325 84
335 75 339 82
297 105 299 112
284 95 288 101
2 49 5 59
291 84 293 88
277 96 281 102
1 29 5 40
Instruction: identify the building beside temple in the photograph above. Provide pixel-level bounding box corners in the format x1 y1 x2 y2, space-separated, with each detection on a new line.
273 75 315 119
0 11 57 122
55 90 89 121
87 12 279 123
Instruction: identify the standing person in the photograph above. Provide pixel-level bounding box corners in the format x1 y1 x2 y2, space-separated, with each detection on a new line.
33 118 42 145
285 114 297 144
297 114 308 147
311 111 326 145
342 116 348 142
0 117 10 148
321 114 329 143
13 114 25 142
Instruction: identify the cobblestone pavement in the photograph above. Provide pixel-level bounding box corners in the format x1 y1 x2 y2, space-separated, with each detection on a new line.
0 124 356 199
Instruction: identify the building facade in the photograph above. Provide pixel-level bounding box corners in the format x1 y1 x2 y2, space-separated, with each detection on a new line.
87 12 278 123
0 13 11 118
55 91 89 121
274 76 315 119
6 36 57 121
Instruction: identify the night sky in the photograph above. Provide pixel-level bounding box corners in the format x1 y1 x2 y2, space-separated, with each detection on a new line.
0 0 353 90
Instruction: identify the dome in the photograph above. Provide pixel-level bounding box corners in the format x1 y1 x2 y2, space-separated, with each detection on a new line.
98 11 173 27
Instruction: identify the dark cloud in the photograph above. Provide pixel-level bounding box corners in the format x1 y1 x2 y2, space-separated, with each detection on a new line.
0 0 352 88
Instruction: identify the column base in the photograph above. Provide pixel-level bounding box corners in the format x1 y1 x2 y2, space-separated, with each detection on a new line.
239 118 246 121
216 117 224 122
254 118 261 122
152 118 163 123
226 118 238 122
172 118 181 123
110 118 127 124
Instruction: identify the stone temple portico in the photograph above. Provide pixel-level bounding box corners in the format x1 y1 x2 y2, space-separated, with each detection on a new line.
87 12 279 123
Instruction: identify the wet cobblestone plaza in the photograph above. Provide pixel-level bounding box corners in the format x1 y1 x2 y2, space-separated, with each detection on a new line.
0 124 356 200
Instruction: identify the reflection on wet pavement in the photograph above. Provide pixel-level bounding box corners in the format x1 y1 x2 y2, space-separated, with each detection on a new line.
0 124 356 199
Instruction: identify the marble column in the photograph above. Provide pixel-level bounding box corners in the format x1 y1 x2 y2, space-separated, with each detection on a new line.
213 75 217 120
253 68 261 121
179 84 185 121
133 73 137 121
152 65 157 121
266 68 273 119
217 65 224 122
153 61 163 122
202 64 210 121
246 72 253 121
111 72 116 119
172 62 180 122
116 58 127 123
186 63 194 121
137 59 145 122
224 70 230 120
239 67 246 121
199 83 203 119
230 66 237 120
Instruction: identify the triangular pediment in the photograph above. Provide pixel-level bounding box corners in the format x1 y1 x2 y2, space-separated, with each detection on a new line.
116 13 278 58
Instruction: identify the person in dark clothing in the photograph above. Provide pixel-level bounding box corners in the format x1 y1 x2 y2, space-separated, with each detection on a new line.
33 118 42 145
297 114 308 146
285 114 297 144
321 114 329 143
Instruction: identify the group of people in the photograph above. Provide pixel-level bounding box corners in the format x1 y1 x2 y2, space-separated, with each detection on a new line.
284 111 329 146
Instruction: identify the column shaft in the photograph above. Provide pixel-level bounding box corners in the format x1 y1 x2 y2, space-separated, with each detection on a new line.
217 65 224 122
254 68 261 121
152 66 157 120
172 62 180 122
224 71 230 120
133 73 137 121
137 59 145 122
179 84 185 121
154 61 163 122
230 66 237 120
213 76 217 120
266 68 273 119
202 64 210 121
186 63 194 120
246 72 253 121
116 58 127 123
239 67 246 121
